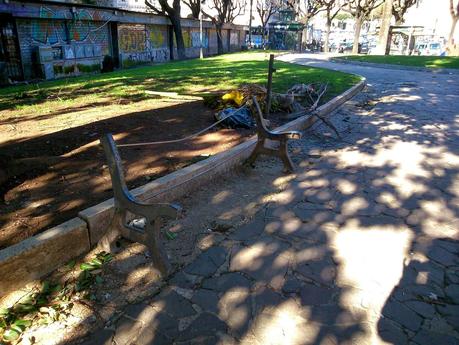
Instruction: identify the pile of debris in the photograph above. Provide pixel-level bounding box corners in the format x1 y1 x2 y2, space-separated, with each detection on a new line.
211 82 329 129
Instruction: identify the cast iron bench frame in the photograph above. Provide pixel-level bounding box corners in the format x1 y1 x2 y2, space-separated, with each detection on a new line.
99 133 181 275
246 97 302 173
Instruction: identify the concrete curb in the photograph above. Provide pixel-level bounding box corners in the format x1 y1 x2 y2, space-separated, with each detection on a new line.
0 218 90 295
331 57 459 75
0 77 366 297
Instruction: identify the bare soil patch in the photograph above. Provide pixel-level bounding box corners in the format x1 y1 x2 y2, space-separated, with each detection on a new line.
0 98 258 248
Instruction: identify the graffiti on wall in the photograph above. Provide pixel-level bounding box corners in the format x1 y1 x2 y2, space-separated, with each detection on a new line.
119 25 145 52
118 24 170 66
190 30 208 48
149 28 166 49
121 50 169 67
30 6 111 45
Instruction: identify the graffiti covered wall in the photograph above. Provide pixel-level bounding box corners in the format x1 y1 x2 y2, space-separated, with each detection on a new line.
118 24 169 67
2 1 246 80
16 5 112 79
230 31 240 51
207 29 218 55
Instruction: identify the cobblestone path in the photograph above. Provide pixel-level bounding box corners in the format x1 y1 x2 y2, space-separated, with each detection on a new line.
82 55 459 345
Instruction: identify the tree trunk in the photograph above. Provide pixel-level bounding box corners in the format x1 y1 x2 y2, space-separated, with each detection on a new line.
262 25 267 49
448 16 458 50
301 18 310 51
216 24 224 54
352 16 363 54
324 20 331 53
171 11 186 60
376 0 393 55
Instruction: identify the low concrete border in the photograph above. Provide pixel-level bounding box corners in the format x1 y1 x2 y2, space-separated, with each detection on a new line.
0 218 90 295
0 77 366 297
331 57 459 75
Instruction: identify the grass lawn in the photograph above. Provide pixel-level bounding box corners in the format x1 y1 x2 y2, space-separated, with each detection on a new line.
336 55 459 69
0 51 361 118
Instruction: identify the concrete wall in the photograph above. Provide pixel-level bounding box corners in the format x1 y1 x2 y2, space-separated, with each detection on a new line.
16 17 110 79
0 1 247 81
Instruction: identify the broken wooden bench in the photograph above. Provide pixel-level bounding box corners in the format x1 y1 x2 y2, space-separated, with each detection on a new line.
246 97 302 173
99 134 181 275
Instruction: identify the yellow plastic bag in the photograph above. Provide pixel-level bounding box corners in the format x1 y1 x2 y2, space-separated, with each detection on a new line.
222 90 245 107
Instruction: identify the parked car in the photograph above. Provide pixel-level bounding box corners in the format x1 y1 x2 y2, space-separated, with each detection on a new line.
427 43 442 55
246 36 264 49
359 42 369 54
337 41 353 53
335 41 367 54
414 42 442 56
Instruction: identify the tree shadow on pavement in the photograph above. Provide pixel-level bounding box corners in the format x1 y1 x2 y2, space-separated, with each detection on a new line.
47 68 459 344
378 237 459 345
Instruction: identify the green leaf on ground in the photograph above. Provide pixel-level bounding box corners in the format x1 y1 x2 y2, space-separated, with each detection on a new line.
2 328 20 342
13 304 36 314
13 320 31 328
67 260 76 269
165 230 177 240
80 263 97 271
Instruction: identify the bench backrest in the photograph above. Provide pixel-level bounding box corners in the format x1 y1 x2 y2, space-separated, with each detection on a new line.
100 133 136 208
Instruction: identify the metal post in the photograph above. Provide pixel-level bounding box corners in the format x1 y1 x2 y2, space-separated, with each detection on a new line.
249 0 253 48
266 54 275 118
200 10 204 59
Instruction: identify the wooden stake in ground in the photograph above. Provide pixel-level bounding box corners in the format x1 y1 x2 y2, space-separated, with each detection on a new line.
266 54 275 118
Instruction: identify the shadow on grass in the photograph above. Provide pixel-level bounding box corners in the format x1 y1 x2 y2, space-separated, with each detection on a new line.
0 54 360 114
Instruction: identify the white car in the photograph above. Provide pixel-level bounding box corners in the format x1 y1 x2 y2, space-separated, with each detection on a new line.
414 42 442 56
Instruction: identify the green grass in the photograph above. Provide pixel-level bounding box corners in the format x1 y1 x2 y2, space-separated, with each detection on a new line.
337 55 459 69
0 51 361 115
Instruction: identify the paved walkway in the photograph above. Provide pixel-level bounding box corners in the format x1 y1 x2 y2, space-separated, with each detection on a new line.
82 55 459 345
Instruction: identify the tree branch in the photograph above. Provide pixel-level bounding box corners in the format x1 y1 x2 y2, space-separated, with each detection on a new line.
145 0 166 15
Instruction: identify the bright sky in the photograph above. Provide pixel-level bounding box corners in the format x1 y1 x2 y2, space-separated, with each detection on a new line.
210 0 457 40
403 0 456 38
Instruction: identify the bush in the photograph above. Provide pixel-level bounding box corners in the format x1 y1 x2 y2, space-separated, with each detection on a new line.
102 55 115 73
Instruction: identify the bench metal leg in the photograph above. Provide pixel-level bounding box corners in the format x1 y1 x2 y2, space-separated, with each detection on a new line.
279 140 294 173
98 211 124 254
147 219 171 275
246 138 295 173
246 139 265 167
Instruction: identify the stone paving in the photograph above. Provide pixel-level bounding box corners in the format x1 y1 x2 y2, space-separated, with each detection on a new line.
80 55 459 345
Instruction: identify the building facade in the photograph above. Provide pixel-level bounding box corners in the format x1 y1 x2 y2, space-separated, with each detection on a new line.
0 0 247 82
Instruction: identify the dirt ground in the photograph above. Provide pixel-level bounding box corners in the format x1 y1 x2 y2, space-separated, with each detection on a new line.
0 97 260 249
0 153 293 345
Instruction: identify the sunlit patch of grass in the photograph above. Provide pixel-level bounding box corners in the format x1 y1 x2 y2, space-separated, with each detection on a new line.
0 51 361 118
338 55 459 69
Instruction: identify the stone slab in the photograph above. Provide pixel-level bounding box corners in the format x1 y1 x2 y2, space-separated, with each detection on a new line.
0 218 90 297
